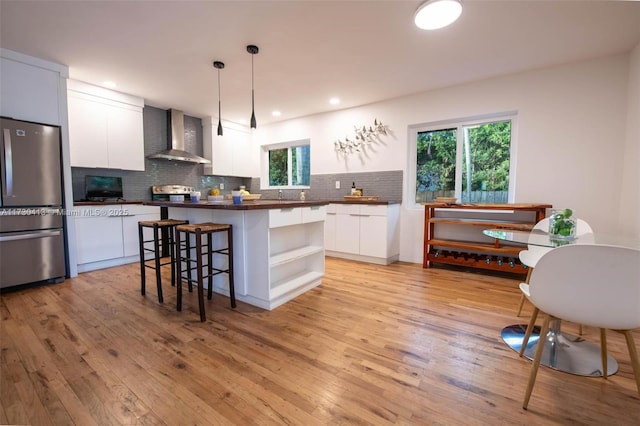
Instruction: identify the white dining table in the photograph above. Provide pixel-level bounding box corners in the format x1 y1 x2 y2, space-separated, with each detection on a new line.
483 228 640 377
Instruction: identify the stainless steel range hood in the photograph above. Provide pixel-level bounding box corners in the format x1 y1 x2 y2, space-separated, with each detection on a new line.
147 109 211 164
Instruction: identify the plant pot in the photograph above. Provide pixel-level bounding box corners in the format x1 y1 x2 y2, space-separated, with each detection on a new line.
549 209 576 240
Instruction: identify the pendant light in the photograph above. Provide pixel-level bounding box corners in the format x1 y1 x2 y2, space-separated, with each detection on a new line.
213 61 225 136
247 44 259 129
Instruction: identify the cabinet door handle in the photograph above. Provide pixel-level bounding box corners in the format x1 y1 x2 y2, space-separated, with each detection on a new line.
310 206 321 210
280 208 294 212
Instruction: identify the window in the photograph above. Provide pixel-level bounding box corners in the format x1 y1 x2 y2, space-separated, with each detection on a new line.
262 140 310 188
409 113 516 205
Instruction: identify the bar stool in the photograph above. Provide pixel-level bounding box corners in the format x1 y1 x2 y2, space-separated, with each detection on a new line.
175 222 236 322
138 219 188 303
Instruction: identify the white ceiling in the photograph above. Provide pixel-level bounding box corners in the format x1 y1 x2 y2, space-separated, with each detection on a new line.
2 1 640 127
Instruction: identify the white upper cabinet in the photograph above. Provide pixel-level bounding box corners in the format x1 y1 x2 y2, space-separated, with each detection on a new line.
203 117 257 177
0 49 68 126
67 79 144 171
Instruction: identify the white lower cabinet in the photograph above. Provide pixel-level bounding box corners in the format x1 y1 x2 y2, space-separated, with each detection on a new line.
75 215 123 264
74 205 160 272
326 203 400 265
334 206 359 254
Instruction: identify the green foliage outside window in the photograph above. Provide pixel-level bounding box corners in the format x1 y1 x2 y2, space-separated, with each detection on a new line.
268 144 310 187
462 121 511 192
269 148 288 186
416 128 456 193
416 120 511 203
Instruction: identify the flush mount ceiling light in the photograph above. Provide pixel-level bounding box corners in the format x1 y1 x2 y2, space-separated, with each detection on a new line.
247 44 259 129
414 0 462 30
213 61 225 136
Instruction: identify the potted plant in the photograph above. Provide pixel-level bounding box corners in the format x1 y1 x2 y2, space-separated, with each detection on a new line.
549 208 576 240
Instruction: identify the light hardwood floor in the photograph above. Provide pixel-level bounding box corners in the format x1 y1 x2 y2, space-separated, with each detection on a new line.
1 257 638 425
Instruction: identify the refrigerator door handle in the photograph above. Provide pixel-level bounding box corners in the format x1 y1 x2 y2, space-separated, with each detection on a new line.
2 128 14 196
0 229 61 242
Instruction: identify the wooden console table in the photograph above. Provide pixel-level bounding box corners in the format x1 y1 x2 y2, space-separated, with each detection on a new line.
422 203 552 274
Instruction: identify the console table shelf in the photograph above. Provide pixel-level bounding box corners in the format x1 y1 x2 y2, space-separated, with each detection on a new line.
422 203 552 274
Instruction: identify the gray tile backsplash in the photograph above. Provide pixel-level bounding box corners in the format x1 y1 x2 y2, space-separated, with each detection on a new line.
250 170 403 201
72 105 403 202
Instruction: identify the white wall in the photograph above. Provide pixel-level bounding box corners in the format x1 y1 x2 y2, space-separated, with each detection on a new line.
255 53 634 263
620 41 640 237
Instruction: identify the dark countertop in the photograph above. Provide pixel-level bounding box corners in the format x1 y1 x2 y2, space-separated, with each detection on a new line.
330 199 401 205
145 200 330 210
76 199 401 208
74 200 144 206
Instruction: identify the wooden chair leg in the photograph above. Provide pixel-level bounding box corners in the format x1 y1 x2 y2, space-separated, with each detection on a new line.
520 307 539 357
579 324 584 336
195 229 206 322
517 268 533 317
138 223 146 296
523 315 551 410
227 226 236 309
621 330 640 395
176 228 183 312
516 294 526 317
600 328 608 379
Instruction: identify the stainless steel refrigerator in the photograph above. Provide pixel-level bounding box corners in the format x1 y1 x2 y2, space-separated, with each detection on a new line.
1 117 66 289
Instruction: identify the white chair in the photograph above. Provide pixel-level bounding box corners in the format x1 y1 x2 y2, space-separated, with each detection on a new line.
518 244 640 409
516 218 593 316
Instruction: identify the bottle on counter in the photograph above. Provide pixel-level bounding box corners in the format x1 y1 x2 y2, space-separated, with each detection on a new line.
351 182 356 195
300 190 306 201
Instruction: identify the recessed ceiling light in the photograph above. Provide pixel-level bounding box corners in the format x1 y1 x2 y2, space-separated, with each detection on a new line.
272 110 281 117
102 81 117 88
414 0 462 30
329 97 340 105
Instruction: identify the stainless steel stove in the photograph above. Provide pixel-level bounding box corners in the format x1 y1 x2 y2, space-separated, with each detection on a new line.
150 185 195 255
151 184 195 201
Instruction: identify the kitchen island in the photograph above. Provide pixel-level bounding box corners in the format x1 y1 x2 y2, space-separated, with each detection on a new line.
145 200 328 310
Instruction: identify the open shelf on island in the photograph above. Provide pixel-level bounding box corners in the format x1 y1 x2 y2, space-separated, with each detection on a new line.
270 270 324 299
270 245 324 266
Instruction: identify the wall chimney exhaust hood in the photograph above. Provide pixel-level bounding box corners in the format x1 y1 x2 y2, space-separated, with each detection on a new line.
147 109 211 164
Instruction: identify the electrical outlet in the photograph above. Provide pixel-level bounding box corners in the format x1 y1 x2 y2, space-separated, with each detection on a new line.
335 181 340 189
219 183 224 190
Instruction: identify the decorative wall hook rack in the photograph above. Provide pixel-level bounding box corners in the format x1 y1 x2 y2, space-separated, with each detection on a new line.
334 119 389 155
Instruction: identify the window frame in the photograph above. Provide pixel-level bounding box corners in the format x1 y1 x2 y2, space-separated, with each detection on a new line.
407 111 518 209
260 138 311 190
